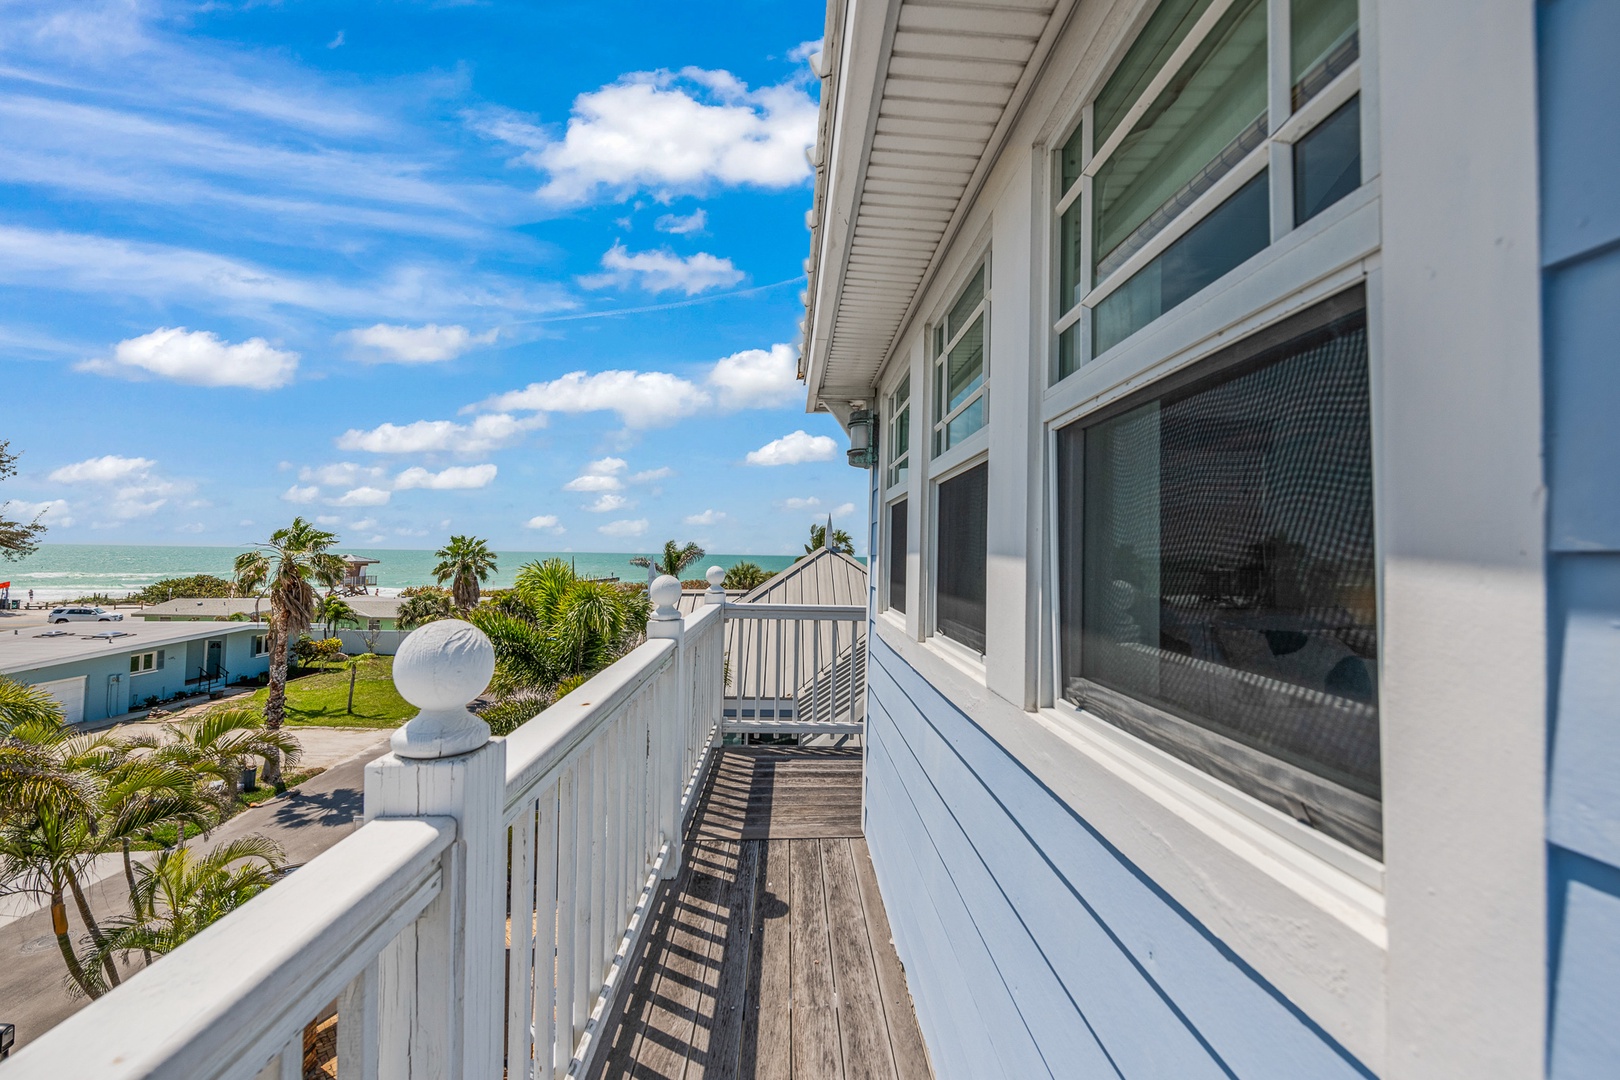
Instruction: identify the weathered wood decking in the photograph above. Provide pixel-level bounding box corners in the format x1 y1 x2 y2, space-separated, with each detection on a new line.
588 748 932 1080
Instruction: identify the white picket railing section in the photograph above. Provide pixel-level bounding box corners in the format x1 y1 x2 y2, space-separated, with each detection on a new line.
719 598 866 736
1 573 857 1080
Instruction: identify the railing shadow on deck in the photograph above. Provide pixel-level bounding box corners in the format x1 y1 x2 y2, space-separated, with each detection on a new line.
2 577 867 1080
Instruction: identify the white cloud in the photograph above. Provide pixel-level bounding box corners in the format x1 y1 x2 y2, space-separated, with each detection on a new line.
315 515 341 525
524 514 563 532
481 370 709 429
788 39 825 64
329 486 390 507
584 493 630 513
708 343 798 409
585 457 627 476
746 430 837 466
349 517 377 530
79 327 298 389
336 413 543 454
177 521 205 533
655 208 706 235
7 498 74 528
564 474 621 493
781 496 821 510
832 502 857 517
341 323 496 364
394 464 498 490
48 455 154 484
298 462 384 487
327 30 345 49
579 243 742 296
598 518 649 538
477 69 815 204
282 484 321 504
631 467 672 483
684 509 724 526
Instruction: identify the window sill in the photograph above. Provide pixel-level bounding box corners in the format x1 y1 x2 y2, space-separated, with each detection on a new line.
925 629 987 681
927 427 988 481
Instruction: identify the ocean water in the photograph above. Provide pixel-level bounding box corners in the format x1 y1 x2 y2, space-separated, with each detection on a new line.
1 544 805 601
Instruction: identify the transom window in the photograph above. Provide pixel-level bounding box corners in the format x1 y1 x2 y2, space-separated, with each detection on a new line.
887 374 911 490
1056 289 1379 856
129 650 161 675
1052 0 1362 378
932 265 988 455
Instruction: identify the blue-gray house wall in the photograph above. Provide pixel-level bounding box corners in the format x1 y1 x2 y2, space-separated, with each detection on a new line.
1539 0 1620 1074
863 635 1373 1080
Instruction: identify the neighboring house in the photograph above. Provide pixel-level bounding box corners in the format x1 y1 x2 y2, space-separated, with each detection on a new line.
1 621 271 726
804 0 1597 1077
137 596 411 654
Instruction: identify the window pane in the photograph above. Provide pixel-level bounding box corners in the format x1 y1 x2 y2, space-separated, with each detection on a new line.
143 653 154 671
937 463 988 652
1293 95 1360 225
1095 0 1216 150
1094 169 1270 355
1058 321 1082 381
1094 0 1268 279
1059 122 1086 195
888 401 911 489
889 499 908 614
947 265 985 342
130 656 140 673
1058 197 1084 315
1291 0 1358 89
945 315 985 415
1059 295 1380 856
944 395 985 450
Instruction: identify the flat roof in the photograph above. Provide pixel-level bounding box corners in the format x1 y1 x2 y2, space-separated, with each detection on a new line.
0 620 264 677
137 596 402 619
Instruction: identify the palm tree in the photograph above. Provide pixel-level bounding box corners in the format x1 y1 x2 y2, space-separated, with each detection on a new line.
0 676 70 731
398 588 455 630
315 596 358 639
233 519 342 783
630 540 705 579
805 518 855 555
150 706 303 808
433 535 498 611
721 562 774 591
90 837 285 974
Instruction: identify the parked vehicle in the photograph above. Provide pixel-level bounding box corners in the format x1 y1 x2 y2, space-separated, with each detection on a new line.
49 606 122 623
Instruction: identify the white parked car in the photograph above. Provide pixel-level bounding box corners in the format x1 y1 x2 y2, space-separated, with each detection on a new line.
49 606 123 623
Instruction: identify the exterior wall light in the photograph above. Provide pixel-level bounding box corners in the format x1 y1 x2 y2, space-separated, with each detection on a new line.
847 408 878 469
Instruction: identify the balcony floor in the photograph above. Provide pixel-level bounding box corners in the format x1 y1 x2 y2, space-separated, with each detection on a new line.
589 748 932 1080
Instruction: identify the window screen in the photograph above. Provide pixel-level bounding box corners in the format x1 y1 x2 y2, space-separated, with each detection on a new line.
1059 290 1380 856
936 463 988 652
889 499 908 614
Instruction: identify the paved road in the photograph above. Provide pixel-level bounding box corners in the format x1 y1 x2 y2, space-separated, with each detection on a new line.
0 735 392 1052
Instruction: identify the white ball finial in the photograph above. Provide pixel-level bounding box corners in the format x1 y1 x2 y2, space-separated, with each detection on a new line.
390 619 495 759
705 565 725 588
649 574 682 616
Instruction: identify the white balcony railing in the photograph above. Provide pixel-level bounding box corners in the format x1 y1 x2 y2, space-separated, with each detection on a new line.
3 576 863 1080
721 602 866 735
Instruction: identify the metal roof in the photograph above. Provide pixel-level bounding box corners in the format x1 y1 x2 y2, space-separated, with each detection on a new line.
737 547 869 606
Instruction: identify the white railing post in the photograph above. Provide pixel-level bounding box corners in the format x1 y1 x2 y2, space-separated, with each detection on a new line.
704 564 726 605
645 575 686 880
364 619 506 1080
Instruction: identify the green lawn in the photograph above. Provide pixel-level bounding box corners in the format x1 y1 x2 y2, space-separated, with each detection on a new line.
244 657 414 729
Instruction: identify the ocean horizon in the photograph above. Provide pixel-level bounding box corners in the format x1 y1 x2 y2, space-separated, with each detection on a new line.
0 544 821 602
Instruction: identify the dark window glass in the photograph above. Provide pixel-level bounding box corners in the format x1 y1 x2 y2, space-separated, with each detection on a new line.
1094 170 1271 356
936 463 988 652
1293 96 1361 226
889 499 908 614
1059 291 1380 856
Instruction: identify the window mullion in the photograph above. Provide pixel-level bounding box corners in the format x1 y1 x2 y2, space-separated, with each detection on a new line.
1267 0 1293 241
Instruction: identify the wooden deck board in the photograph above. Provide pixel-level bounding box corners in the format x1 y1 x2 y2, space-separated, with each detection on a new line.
588 750 931 1080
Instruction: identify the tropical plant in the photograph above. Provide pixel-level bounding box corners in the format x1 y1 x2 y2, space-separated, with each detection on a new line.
722 562 774 591
315 595 358 638
127 575 235 605
398 588 455 630
629 540 705 579
233 518 343 783
89 837 285 977
0 440 47 560
294 635 344 666
805 519 855 555
434 535 498 611
146 706 303 809
0 676 71 731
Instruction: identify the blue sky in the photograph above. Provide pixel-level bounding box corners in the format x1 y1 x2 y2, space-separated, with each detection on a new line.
0 0 864 556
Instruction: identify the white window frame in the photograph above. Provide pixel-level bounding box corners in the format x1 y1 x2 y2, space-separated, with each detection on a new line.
251 633 268 657
129 650 160 676
930 261 991 461
884 372 912 497
1051 0 1367 381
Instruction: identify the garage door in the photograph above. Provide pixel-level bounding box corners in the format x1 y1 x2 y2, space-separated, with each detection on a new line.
34 676 86 725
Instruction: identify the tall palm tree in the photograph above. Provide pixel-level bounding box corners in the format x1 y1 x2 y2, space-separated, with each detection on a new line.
233 519 342 783
629 540 705 579
398 588 455 630
433 535 498 611
315 595 358 639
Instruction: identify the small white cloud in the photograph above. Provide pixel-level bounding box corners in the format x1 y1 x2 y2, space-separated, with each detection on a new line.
708 343 799 409
746 430 837 466
177 522 205 534
598 518 649 538
585 493 631 513
585 457 628 476
350 517 377 530
48 455 154 484
832 502 856 517
788 39 825 63
341 323 496 364
684 509 724 526
315 515 341 525
655 208 707 235
337 413 544 454
781 496 821 510
298 462 384 487
394 464 498 490
564 474 621 493
329 486 391 507
327 30 345 49
524 514 564 532
630 467 672 483
8 498 74 528
482 370 709 429
580 243 743 296
80 328 298 389
282 484 321 504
